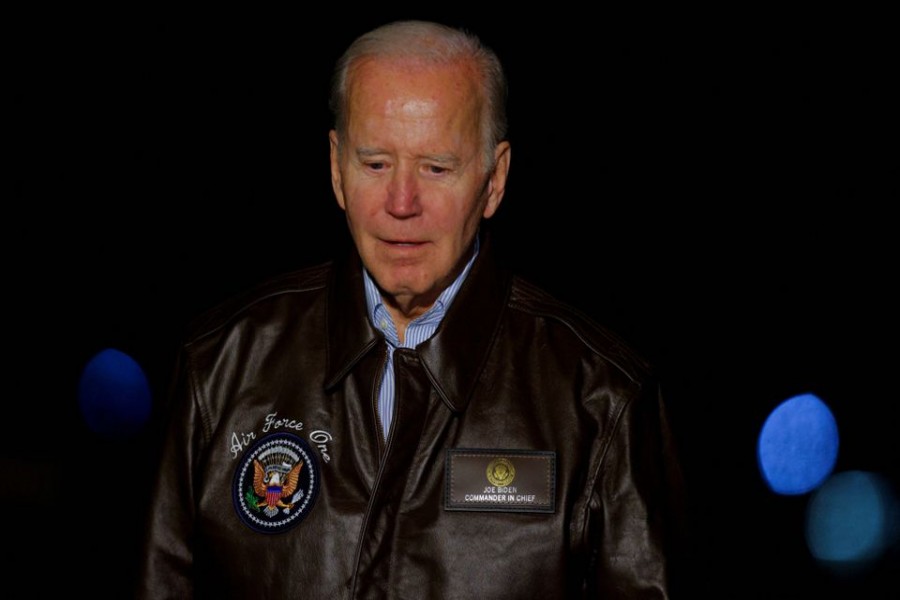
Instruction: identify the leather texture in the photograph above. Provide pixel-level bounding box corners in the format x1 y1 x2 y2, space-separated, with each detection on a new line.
137 237 686 599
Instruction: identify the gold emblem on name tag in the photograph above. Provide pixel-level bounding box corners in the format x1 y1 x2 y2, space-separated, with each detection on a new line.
485 457 516 487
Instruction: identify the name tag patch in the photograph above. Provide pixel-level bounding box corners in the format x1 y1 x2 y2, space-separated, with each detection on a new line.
445 449 556 513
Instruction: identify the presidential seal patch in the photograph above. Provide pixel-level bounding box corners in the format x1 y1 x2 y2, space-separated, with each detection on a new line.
233 432 320 534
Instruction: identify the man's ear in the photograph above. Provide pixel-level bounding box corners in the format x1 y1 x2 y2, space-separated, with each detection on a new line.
482 141 511 219
329 130 346 210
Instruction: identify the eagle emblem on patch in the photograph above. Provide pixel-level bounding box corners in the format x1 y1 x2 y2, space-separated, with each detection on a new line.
232 432 320 533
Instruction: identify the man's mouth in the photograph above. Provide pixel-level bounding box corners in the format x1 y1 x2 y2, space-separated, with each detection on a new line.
383 239 426 247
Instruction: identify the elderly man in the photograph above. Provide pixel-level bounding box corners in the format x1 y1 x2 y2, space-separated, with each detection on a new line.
138 20 685 599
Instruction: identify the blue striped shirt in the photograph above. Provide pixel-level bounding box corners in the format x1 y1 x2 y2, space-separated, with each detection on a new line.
363 237 479 439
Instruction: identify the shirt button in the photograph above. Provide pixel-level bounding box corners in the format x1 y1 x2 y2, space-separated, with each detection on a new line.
379 319 388 330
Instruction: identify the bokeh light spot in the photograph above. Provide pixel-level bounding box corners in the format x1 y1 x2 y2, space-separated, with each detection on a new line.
757 392 839 495
806 470 900 575
78 348 152 438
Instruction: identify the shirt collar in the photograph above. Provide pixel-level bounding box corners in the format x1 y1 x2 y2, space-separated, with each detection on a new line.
325 230 511 414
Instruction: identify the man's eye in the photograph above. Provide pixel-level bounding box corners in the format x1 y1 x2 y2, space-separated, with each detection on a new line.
366 162 386 171
426 165 447 175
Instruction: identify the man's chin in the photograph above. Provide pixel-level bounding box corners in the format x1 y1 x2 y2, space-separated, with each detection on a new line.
373 276 442 312
367 265 425 294
378 281 429 304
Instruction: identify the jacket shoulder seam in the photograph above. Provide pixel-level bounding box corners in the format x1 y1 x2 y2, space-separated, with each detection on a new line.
185 262 331 346
507 277 649 384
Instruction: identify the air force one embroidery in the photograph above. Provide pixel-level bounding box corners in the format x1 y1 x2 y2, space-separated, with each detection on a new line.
233 432 320 533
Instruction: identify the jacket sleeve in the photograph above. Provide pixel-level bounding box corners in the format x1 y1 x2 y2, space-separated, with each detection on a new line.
587 380 689 599
136 346 205 599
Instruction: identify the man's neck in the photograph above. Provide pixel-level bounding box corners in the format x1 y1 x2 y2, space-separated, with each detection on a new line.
380 294 434 345
367 234 481 345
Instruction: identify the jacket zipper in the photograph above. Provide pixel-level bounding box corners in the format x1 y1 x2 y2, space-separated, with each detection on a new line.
373 344 392 452
348 344 396 597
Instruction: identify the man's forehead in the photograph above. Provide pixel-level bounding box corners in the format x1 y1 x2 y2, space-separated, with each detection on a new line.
348 58 480 118
383 98 435 118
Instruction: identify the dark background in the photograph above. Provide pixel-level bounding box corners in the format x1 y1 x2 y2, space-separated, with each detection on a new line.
8 10 898 598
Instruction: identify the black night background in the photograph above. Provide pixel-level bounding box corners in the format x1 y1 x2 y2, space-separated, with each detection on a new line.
7 10 898 598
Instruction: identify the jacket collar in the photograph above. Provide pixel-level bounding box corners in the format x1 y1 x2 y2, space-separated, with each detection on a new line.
324 249 381 390
324 233 511 414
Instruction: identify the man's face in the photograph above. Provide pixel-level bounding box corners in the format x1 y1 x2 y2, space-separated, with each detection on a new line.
330 56 510 314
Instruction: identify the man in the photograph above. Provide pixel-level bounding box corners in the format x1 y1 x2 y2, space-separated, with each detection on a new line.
138 20 685 598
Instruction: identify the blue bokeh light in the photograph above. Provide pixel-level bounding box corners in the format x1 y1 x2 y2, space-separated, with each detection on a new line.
757 392 839 495
806 470 900 573
77 348 152 438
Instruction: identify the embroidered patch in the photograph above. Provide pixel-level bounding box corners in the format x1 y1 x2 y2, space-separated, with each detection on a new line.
445 448 556 513
233 432 320 533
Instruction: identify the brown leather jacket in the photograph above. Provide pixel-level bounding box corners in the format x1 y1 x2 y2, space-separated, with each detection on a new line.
137 238 686 599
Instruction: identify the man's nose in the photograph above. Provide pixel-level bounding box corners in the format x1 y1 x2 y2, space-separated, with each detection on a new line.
385 166 422 218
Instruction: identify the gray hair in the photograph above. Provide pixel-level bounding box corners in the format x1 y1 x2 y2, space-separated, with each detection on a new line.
329 20 508 169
